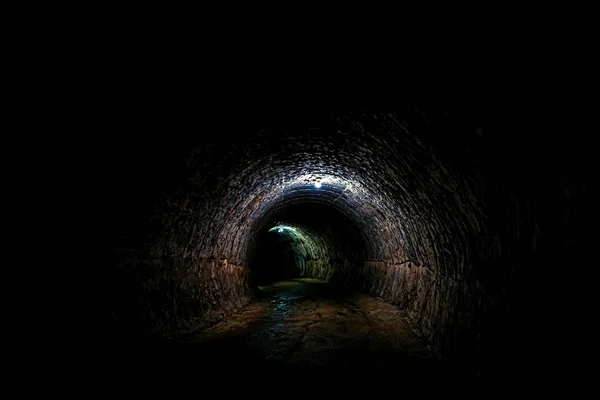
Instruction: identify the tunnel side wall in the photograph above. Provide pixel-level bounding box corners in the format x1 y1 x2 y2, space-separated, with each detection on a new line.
355 261 477 359
304 258 355 282
352 171 576 375
110 255 251 339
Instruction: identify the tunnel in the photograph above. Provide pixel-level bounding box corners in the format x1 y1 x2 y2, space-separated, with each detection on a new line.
100 106 587 389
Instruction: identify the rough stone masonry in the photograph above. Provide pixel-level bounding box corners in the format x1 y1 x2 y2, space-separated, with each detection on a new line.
100 107 586 383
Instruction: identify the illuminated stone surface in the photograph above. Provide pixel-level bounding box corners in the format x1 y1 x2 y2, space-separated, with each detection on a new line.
103 108 587 385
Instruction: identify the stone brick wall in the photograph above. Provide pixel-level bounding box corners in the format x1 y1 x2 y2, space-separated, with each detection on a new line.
110 255 250 339
103 108 582 381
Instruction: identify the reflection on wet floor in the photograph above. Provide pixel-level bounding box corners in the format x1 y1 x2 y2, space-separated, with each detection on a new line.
183 279 440 374
112 279 470 389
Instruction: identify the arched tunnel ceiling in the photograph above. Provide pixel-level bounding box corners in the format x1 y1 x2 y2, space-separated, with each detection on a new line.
104 106 582 288
265 223 340 261
159 111 490 280
259 202 367 260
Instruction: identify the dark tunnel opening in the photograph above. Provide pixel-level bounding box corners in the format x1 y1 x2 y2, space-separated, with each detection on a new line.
248 202 367 288
96 106 589 389
251 229 300 284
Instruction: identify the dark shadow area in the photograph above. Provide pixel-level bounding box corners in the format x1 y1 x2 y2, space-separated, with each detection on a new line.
249 202 366 288
250 229 301 285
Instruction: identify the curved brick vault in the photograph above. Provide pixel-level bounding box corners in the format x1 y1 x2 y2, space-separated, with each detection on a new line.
101 107 586 382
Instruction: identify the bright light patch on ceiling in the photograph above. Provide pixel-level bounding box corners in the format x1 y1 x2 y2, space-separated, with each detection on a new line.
267 225 310 248
286 173 355 191
269 225 298 233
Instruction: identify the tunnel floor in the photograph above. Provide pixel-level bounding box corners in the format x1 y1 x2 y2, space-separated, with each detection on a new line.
113 279 467 389
176 279 462 382
186 278 436 371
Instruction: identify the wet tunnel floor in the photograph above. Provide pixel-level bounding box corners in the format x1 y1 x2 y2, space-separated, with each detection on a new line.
186 278 436 371
112 279 468 389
